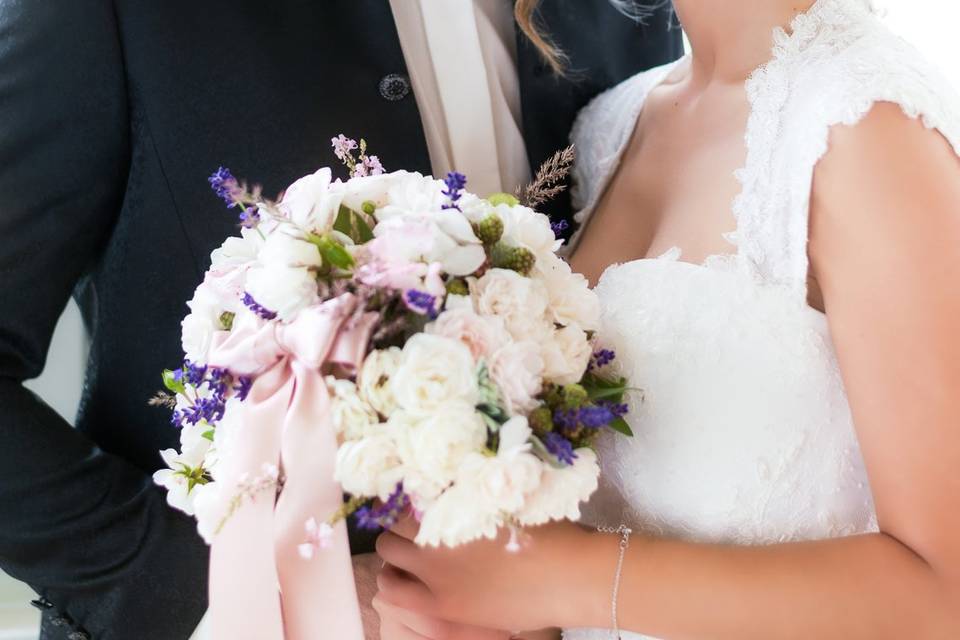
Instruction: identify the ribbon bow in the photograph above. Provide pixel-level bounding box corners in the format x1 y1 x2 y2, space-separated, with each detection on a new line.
204 294 374 640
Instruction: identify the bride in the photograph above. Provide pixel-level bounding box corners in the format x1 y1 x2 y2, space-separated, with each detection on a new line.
372 0 960 638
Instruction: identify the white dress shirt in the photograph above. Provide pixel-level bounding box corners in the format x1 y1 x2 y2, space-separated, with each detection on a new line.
389 0 532 196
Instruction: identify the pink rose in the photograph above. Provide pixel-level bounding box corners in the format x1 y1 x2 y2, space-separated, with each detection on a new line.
488 340 545 416
426 308 511 361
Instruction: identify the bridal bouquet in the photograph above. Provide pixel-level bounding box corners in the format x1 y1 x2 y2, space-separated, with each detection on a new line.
151 136 633 637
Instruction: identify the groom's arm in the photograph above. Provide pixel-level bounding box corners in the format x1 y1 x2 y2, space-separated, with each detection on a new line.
0 2 208 639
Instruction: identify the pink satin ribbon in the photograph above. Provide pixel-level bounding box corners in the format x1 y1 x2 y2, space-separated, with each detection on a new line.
205 294 374 640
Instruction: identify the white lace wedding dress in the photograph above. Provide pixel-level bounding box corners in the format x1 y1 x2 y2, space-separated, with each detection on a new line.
562 1 960 638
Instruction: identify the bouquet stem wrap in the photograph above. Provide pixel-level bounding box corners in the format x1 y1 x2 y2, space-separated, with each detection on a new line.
205 294 374 640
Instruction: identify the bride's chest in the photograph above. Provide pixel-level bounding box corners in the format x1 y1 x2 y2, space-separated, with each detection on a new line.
587 259 877 543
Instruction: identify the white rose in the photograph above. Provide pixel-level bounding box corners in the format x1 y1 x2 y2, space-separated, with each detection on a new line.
495 204 562 260
210 227 263 272
358 347 403 417
470 269 552 343
488 340 544 416
397 402 487 498
335 431 405 501
457 194 494 223
280 168 344 233
258 231 323 269
340 171 403 212
426 307 510 362
535 253 601 332
415 416 542 547
325 376 380 441
181 283 225 364
371 214 485 277
381 172 448 214
392 334 479 413
516 448 599 527
540 324 593 385
244 264 318 322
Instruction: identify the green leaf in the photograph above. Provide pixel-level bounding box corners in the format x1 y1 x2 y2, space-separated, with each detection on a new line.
202 429 215 442
307 232 355 270
162 369 186 396
581 373 628 403
487 193 520 207
608 416 634 437
333 205 375 245
333 205 354 237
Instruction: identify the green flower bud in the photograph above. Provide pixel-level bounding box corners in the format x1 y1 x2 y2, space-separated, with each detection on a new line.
362 201 377 215
487 192 520 207
490 243 536 276
528 406 555 435
474 214 504 245
562 384 589 409
445 279 469 296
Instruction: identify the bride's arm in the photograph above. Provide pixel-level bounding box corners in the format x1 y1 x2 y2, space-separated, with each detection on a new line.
374 104 960 638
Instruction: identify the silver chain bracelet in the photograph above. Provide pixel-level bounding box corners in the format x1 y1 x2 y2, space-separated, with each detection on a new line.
597 524 633 639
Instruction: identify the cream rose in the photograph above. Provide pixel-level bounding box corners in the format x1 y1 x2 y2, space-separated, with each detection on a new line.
244 264 318 322
358 347 403 417
181 283 225 364
392 334 479 414
488 340 544 416
279 167 344 233
426 307 511 362
470 268 552 343
335 432 405 501
535 252 601 333
516 448 599 527
540 323 593 385
325 377 381 441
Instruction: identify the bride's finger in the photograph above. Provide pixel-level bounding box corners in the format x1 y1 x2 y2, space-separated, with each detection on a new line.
376 531 423 574
377 564 437 615
388 510 421 541
378 617 432 640
373 595 450 639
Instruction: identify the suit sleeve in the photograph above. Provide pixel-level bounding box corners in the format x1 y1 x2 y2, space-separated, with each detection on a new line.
0 2 208 638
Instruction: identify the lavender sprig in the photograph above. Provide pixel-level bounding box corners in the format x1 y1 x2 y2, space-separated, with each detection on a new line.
355 485 410 531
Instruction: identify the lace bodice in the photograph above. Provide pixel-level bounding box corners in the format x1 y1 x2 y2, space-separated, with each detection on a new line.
563 1 960 639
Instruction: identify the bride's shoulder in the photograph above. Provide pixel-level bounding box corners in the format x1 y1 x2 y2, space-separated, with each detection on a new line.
788 12 960 137
570 58 685 208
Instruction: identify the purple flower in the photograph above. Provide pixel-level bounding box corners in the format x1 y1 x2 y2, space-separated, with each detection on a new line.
363 155 385 176
403 290 439 319
578 405 617 429
553 408 580 432
551 219 570 239
184 361 208 386
208 167 240 208
332 135 359 163
238 206 260 229
235 376 254 401
544 432 578 466
242 292 278 321
442 171 467 210
355 484 410 532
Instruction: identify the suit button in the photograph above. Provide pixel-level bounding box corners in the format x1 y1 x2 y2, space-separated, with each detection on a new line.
379 74 411 101
67 632 90 640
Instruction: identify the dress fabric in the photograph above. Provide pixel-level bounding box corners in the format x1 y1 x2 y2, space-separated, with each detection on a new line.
562 1 960 638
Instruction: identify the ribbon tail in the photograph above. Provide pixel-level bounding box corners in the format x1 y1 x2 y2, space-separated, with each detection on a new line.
208 364 291 640
274 363 364 640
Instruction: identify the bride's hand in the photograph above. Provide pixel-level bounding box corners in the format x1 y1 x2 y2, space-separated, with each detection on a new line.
373 592 516 639
375 514 614 633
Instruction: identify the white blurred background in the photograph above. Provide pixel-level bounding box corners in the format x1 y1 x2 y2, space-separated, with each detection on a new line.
2 1 959 638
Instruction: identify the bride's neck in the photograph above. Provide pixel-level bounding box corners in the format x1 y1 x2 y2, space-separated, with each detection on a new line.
673 0 818 84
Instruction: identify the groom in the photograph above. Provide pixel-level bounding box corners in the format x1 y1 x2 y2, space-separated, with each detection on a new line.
0 1 680 638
